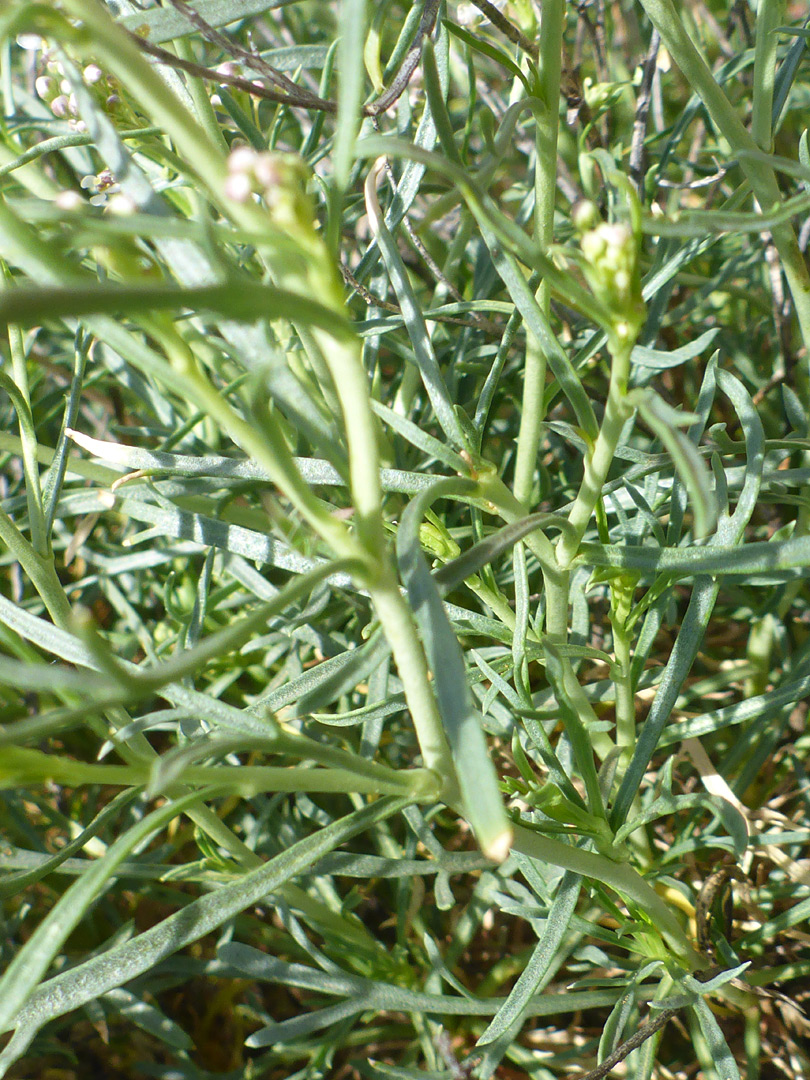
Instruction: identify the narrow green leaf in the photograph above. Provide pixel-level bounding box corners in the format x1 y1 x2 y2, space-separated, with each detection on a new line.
0 279 353 337
476 872 580 1060
118 0 297 44
396 479 513 861
422 37 462 165
615 792 748 857
633 388 718 539
444 20 530 90
631 328 720 370
4 797 410 1040
364 164 469 449
433 512 575 593
371 400 468 472
0 788 210 1037
689 998 742 1080
333 0 367 190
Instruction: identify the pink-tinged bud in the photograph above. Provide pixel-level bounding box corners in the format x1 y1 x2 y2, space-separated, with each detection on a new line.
253 152 283 189
83 64 104 84
224 172 253 202
216 62 241 80
55 190 83 210
227 145 256 173
106 193 137 215
50 95 70 118
35 75 53 100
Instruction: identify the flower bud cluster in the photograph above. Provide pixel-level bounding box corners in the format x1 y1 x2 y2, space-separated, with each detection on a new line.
225 146 315 231
35 56 123 131
573 202 644 339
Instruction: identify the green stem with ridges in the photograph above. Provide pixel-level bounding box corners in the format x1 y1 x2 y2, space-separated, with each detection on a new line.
556 338 634 569
512 0 565 508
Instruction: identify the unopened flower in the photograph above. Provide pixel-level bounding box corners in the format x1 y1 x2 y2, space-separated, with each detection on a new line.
216 61 241 80
35 75 53 100
578 216 644 334
227 145 257 174
16 34 44 52
223 171 253 202
106 192 137 215
50 95 70 118
55 190 83 211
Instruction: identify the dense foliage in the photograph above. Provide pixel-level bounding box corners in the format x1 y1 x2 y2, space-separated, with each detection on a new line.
1 1 810 1077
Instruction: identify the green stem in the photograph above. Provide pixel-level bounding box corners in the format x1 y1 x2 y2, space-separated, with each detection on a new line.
183 764 438 798
556 340 633 568
0 350 47 557
369 572 456 787
479 471 571 639
512 0 564 506
180 359 360 559
751 0 785 151
612 620 635 763
2 747 435 800
0 506 72 626
173 38 230 155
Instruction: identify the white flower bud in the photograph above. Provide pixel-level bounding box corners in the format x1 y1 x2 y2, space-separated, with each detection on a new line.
224 172 253 202
227 145 256 174
106 192 137 215
50 95 70 118
35 75 53 100
55 190 83 210
253 152 283 189
16 34 44 52
83 64 104 84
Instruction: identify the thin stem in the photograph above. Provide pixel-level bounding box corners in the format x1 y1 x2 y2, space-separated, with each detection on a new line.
173 37 230 154
183 764 439 798
556 340 633 568
173 357 360 559
612 621 635 763
5 749 436 800
751 0 785 151
513 0 565 508
0 506 72 626
369 573 456 788
0 342 48 557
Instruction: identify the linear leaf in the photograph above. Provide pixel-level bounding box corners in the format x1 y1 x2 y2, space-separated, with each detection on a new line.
396 479 512 861
632 389 718 539
3 797 410 1041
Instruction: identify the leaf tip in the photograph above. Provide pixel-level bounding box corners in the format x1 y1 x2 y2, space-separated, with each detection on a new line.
483 826 514 863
